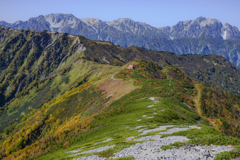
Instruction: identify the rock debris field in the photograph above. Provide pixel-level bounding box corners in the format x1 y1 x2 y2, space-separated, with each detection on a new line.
71 125 234 160
70 98 234 160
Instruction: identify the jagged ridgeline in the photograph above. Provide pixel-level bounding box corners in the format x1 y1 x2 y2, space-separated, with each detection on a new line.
0 26 240 159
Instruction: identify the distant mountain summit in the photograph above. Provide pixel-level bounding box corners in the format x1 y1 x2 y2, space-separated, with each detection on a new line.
159 17 223 39
158 16 240 41
45 13 79 31
1 14 240 67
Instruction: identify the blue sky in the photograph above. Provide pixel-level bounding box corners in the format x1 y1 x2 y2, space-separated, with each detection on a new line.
0 0 239 28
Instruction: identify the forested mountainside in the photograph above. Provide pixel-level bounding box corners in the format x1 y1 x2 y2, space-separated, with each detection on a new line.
1 14 240 68
1 26 240 159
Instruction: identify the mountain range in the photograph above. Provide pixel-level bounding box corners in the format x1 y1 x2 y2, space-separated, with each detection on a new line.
1 14 240 42
1 14 240 68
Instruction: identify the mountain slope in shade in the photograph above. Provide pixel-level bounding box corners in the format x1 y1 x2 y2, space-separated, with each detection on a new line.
142 36 240 68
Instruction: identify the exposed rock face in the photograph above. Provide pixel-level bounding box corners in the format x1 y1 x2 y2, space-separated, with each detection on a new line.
106 18 166 36
159 16 240 41
221 23 240 41
159 17 222 39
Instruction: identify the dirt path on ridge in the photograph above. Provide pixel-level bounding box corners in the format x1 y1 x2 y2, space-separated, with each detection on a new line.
111 72 122 80
193 84 203 117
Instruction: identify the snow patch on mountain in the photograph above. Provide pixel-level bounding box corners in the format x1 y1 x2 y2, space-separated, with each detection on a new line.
45 14 78 31
222 31 227 40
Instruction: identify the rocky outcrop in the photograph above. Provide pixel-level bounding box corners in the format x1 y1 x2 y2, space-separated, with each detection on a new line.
71 126 234 160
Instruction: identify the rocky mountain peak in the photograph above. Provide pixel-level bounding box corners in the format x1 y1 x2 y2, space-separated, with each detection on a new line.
46 13 75 18
221 23 240 40
106 18 140 34
116 18 133 23
27 15 45 22
195 16 207 23
44 13 79 30
106 18 135 26
14 20 23 25
199 18 222 27
0 21 11 27
106 18 158 36
81 18 102 26
45 13 77 22
80 18 106 33
224 22 231 27
160 17 226 40
222 23 233 31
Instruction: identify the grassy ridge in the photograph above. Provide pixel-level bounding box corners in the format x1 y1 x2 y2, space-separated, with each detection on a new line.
34 64 203 160
0 60 234 159
0 61 199 159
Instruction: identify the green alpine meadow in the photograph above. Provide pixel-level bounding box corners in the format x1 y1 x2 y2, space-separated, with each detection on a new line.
0 25 240 160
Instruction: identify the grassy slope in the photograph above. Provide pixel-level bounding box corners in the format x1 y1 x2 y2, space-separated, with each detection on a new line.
0 61 137 159
0 59 120 132
1 61 240 159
